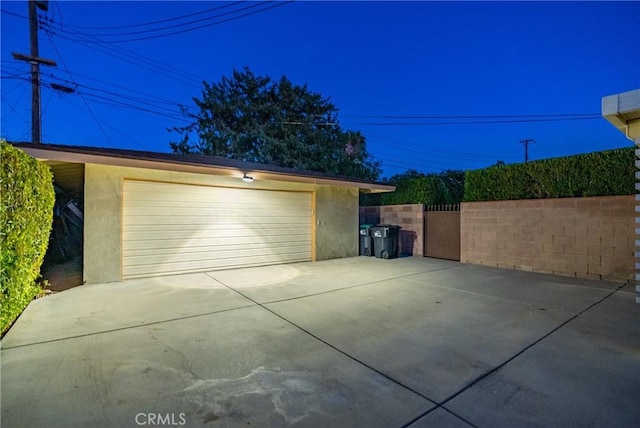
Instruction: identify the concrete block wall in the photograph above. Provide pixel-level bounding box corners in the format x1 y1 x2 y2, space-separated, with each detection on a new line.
460 195 635 282
360 204 424 256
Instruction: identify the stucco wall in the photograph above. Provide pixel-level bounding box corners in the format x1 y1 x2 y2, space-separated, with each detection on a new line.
84 164 122 284
316 186 359 260
84 163 359 284
460 195 635 282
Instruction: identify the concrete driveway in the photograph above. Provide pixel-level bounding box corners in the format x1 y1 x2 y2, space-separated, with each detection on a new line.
1 257 638 427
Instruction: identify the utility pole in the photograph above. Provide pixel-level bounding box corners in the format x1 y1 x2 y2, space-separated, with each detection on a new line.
520 138 535 162
11 1 56 144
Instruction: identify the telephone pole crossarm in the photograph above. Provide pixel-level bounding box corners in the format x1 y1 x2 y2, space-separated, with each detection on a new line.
11 52 57 67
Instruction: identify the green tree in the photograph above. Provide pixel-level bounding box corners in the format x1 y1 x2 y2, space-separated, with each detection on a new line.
383 169 428 182
171 67 380 180
437 169 465 203
360 169 465 206
381 175 451 205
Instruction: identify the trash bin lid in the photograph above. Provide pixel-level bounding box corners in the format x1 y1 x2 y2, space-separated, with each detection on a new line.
360 224 374 229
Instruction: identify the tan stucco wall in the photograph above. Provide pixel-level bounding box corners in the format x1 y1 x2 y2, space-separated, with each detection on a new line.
316 186 359 260
84 163 359 284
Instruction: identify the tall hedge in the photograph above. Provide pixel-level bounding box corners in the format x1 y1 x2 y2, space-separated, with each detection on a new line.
1 141 55 335
464 147 635 202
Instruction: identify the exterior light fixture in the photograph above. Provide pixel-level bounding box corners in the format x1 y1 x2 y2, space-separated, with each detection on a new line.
242 173 254 183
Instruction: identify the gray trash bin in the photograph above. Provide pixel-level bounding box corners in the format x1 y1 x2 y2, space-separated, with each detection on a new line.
359 224 374 256
370 225 401 259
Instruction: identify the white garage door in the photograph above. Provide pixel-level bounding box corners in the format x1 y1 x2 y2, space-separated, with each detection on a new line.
122 180 313 279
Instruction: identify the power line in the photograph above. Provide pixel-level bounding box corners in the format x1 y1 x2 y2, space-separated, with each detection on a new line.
40 1 292 44
343 116 600 126
1 72 31 79
343 113 600 119
55 94 149 149
373 155 469 172
0 76 28 97
49 2 268 38
12 72 192 123
44 70 193 107
370 156 445 173
0 8 28 20
66 82 187 116
45 32 115 147
77 92 189 123
369 145 478 170
34 5 210 87
7 3 261 89
45 32 204 88
368 139 520 163
365 136 479 167
54 1 245 30
1 95 29 126
89 115 157 151
362 130 520 160
42 87 55 116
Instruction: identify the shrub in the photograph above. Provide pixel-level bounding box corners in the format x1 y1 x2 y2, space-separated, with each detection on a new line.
464 146 635 202
1 141 55 335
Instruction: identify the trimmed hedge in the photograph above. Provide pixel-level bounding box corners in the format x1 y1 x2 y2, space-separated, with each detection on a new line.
464 147 635 202
1 141 55 335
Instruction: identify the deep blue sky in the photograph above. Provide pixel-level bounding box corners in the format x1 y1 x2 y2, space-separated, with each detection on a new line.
2 1 639 177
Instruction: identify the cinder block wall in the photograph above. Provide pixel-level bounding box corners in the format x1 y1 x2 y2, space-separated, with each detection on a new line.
360 204 424 256
460 195 635 282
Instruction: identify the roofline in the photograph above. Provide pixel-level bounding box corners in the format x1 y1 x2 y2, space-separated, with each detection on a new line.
11 143 395 193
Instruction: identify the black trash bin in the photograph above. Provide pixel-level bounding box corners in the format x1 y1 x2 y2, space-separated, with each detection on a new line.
370 225 401 259
359 224 374 256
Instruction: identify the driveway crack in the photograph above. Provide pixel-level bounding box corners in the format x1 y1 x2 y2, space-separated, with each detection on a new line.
208 271 479 428
406 281 629 425
0 304 256 351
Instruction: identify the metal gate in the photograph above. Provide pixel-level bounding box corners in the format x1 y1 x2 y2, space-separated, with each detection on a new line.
424 204 460 261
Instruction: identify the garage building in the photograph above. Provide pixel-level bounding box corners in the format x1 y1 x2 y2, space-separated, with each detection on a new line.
14 143 394 284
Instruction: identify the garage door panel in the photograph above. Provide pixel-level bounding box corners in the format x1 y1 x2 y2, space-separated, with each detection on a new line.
125 185 308 203
123 245 313 267
123 215 311 226
123 224 311 235
123 210 309 220
123 234 311 251
123 205 311 218
123 252 312 279
124 197 310 209
122 180 313 279
124 235 312 252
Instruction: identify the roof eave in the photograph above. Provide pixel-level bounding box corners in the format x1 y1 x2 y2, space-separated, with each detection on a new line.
16 145 395 193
